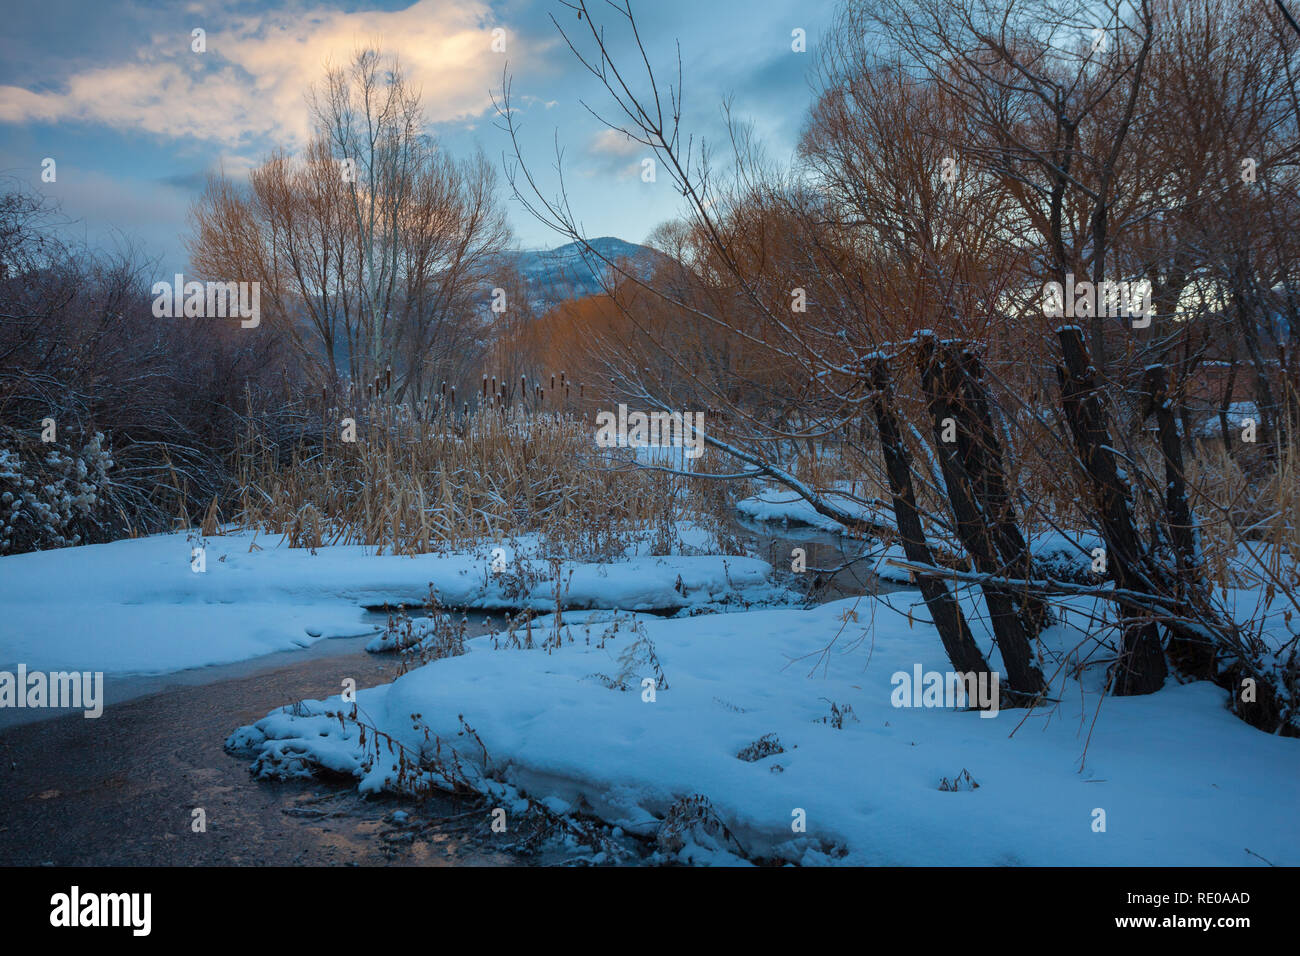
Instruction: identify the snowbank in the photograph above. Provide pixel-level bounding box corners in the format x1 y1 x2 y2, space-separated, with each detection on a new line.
737 488 873 534
0 530 788 676
228 592 1300 866
739 488 1101 579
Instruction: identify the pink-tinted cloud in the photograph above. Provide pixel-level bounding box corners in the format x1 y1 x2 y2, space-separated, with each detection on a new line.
0 0 548 150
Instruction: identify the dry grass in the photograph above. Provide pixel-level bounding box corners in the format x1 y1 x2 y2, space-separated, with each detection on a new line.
770 398 1299 596
231 401 744 560
228 383 1297 606
1184 440 1300 590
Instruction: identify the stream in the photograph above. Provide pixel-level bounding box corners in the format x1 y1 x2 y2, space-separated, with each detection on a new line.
0 517 907 865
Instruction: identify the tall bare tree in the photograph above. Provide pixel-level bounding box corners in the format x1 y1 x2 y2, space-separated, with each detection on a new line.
190 49 511 399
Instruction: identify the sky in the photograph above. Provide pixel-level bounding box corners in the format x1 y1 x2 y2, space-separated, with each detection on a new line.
0 0 838 275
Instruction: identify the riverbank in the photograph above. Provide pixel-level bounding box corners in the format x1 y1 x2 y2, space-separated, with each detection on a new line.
0 635 527 866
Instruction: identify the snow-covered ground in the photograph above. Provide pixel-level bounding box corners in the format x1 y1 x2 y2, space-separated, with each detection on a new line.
738 487 1102 580
228 589 1300 866
737 487 874 534
0 528 789 676
8 518 1293 866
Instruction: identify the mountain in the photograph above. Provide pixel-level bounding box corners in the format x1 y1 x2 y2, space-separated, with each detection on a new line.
508 236 662 314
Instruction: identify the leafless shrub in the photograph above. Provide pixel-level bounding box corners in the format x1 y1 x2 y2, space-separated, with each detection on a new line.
736 733 785 762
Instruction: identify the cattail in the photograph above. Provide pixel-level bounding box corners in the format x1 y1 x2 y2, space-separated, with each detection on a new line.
385 364 392 391
482 374 488 398
551 374 556 391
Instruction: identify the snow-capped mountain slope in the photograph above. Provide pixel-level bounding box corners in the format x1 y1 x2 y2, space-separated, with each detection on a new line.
508 236 662 313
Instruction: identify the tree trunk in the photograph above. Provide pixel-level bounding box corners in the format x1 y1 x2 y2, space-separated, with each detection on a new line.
1219 343 1240 458
866 356 998 692
1231 264 1280 464
1142 364 1216 678
1056 326 1167 695
943 341 1050 636
915 338 1046 703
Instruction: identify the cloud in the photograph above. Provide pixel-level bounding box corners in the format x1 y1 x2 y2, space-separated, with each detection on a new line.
589 127 642 159
584 127 651 178
0 0 544 150
157 153 256 191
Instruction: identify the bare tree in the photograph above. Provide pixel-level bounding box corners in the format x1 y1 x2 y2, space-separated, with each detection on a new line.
190 48 511 399
495 0 1298 728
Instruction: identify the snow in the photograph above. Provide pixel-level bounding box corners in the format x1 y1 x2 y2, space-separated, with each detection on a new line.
229 591 1300 866
9 516 1293 866
508 237 662 313
737 487 1101 579
737 487 880 534
0 529 789 676
1191 402 1260 437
